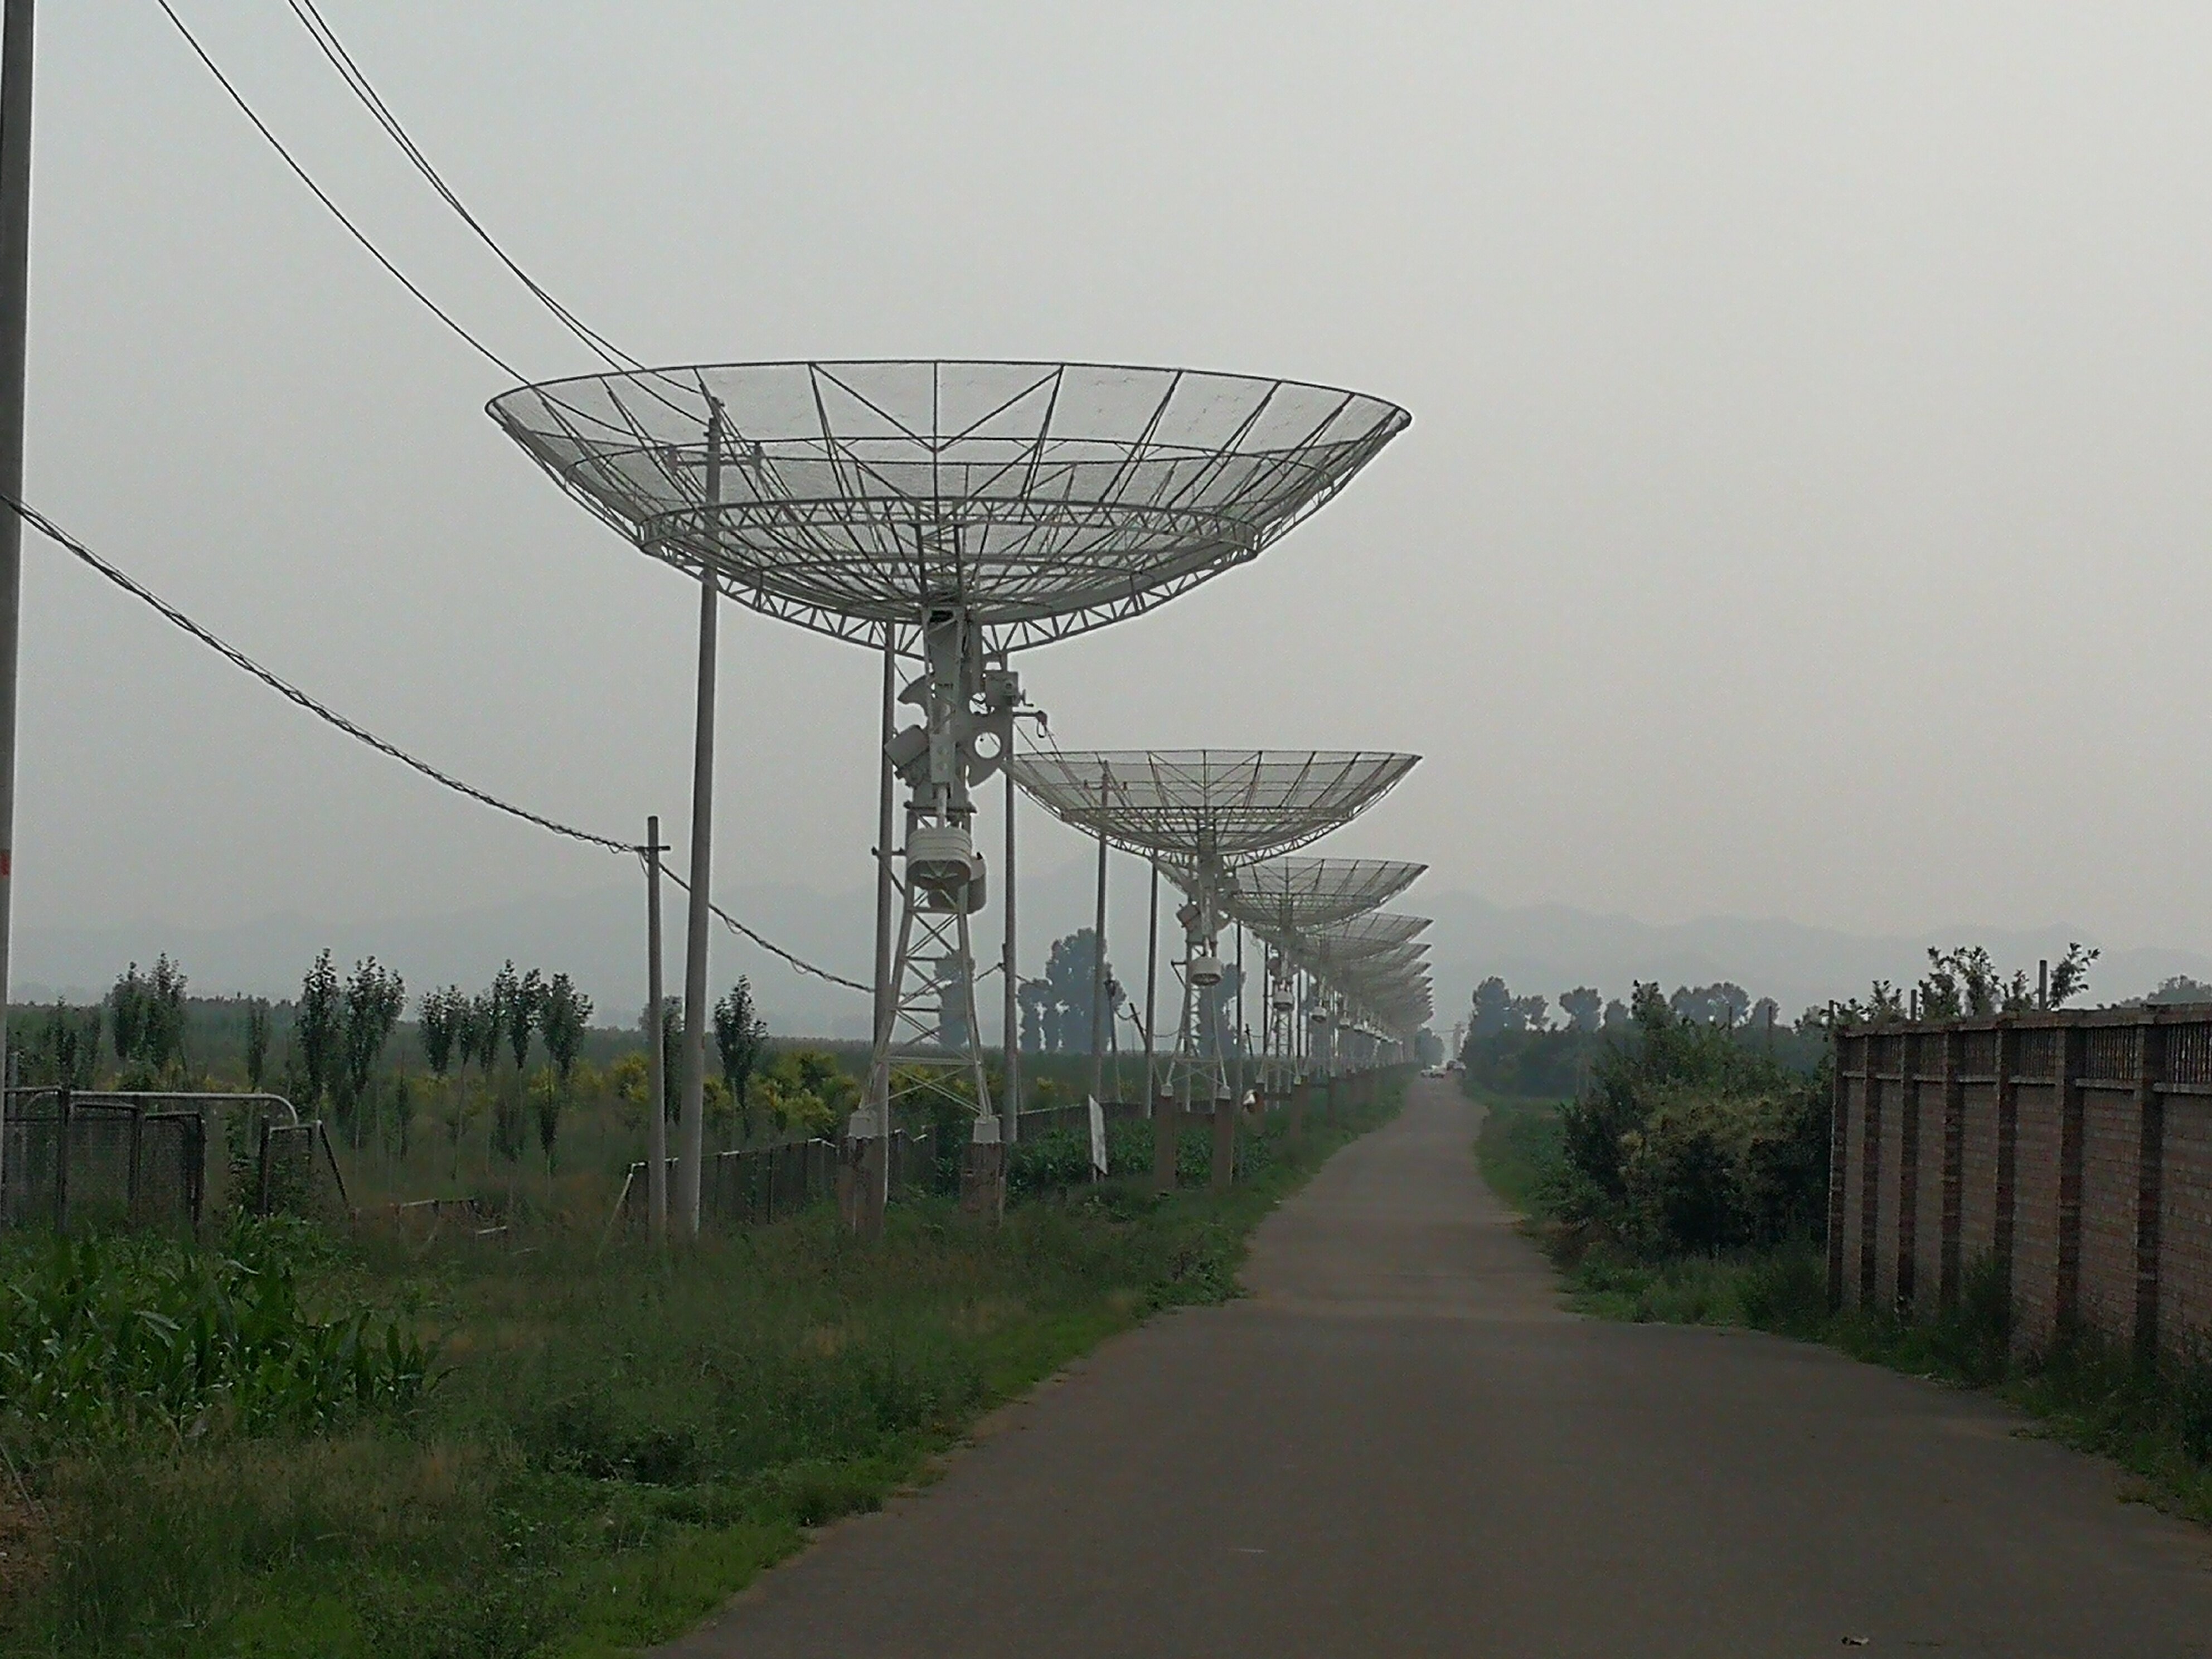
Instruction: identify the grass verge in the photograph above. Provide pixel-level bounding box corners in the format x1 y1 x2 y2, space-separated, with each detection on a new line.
1468 1081 2212 1525
1 1082 1403 1658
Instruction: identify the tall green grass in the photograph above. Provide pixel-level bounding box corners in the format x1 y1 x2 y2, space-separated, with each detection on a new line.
1 1083 1403 1657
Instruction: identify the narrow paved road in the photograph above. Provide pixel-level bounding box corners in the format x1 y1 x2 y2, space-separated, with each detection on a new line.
662 1079 2212 1657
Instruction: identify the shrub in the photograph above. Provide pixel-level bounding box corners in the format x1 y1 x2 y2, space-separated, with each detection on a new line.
1556 983 1828 1259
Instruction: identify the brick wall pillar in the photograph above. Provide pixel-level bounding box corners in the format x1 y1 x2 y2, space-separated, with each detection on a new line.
1827 1034 1851 1310
1940 1028 1966 1310
1994 1022 2019 1310
2056 1025 2086 1332
2135 1021 2168 1361
1860 1055 1884 1312
1898 1030 1922 1309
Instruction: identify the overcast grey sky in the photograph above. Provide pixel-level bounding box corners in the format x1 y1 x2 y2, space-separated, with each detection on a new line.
20 4 2212 997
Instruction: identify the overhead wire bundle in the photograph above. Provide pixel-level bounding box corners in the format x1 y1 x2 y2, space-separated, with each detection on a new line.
11 3 870 993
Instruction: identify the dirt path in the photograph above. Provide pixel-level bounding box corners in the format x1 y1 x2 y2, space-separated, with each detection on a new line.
658 1078 2212 1657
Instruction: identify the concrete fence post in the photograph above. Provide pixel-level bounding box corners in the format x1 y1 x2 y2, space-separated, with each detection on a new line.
1211 1095 1235 1194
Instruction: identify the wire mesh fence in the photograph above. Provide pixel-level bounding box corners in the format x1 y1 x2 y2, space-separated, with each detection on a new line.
254 1119 353 1226
1 1090 205 1231
608 1126 948 1239
0 1088 351 1234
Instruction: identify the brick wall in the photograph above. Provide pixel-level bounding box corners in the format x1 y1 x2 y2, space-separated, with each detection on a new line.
2078 1085 2142 1336
2011 1081 2063 1348
1913 1067 1948 1311
1958 1080 2000 1271
2161 1100 2212 1343
1839 1071 1867 1306
1875 1064 1907 1309
1832 1007 2212 1360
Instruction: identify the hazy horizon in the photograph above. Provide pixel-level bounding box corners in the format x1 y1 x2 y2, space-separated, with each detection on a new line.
26 5 2212 1010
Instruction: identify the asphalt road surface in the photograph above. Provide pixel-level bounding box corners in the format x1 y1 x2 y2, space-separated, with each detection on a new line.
661 1076 2212 1657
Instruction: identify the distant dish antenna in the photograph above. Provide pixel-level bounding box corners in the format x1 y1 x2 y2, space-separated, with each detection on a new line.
491 361 1410 1201
1217 857 1426 1093
1012 750 1418 1107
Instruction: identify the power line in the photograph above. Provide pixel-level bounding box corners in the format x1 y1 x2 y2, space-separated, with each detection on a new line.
153 0 530 384
165 0 689 421
279 0 651 381
145 9 865 991
9 489 868 995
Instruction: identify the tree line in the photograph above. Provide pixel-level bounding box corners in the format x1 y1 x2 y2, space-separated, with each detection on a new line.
1017 926 1246 1058
7 952 871 1202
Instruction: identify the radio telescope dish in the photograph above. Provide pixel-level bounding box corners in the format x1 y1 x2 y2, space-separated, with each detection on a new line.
1297 927 1432 1074
492 361 1411 1223
1011 750 1416 865
1301 912 1432 958
1217 859 1423 1092
1013 748 1417 1105
489 360 1410 653
1219 856 1424 935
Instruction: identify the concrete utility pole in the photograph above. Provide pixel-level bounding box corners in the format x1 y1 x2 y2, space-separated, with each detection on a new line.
675 400 725 1236
1142 855 1160 1103
1089 765 1109 1105
1234 923 1245 1100
1002 755 1019 1142
871 624 898 1212
0 0 35 1197
644 816 667 1243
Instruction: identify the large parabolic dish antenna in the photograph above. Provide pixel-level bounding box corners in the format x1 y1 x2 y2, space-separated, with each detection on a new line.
492 360 1411 1216
1215 858 1423 1092
488 360 1410 653
1294 918 1434 1074
1012 748 1417 1103
1301 912 1433 958
1219 856 1424 935
1010 750 1417 865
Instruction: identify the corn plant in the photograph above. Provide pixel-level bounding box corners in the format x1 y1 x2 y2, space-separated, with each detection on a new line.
0 1218 437 1456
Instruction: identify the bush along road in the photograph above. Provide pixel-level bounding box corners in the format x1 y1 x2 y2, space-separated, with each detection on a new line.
1473 987 2212 1530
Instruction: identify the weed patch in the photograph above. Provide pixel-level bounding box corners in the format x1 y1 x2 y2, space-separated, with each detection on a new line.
0 1082 1402 1655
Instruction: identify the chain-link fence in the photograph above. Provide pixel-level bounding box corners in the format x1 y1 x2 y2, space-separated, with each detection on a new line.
0 1088 350 1234
254 1118 353 1226
1 1089 206 1231
608 1126 944 1239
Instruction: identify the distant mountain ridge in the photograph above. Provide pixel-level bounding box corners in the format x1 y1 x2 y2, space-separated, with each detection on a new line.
1418 893 2212 1030
21 877 2207 1041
